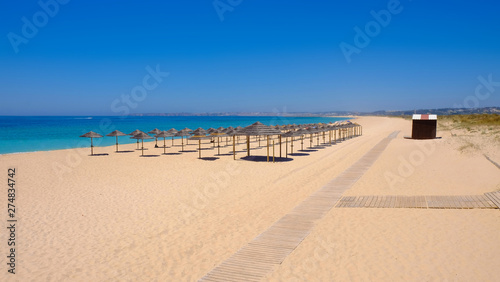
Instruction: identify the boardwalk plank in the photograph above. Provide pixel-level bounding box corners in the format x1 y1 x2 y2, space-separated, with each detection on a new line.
199 131 400 281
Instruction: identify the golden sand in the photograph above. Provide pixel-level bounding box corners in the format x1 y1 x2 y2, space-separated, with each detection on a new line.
1 117 499 281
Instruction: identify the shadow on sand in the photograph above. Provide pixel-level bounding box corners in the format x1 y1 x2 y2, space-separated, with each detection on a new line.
288 153 309 156
240 156 293 162
199 157 220 161
298 149 318 152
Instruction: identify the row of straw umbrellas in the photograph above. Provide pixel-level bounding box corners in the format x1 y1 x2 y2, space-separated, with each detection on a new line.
80 121 362 162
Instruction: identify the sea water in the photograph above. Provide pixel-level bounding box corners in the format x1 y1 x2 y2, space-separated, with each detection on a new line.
0 116 350 154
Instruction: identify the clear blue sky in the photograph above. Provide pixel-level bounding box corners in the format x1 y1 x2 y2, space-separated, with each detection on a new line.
1 0 499 115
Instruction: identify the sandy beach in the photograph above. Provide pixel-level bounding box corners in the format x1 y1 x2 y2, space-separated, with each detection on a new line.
1 116 499 281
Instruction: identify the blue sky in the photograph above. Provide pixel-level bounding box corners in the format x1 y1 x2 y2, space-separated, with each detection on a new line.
1 0 500 115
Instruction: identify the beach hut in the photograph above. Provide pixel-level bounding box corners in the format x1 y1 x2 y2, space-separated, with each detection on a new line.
411 114 437 139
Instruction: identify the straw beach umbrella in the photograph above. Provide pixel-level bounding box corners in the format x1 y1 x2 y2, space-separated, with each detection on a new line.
239 122 281 162
148 128 161 147
210 128 227 156
235 126 244 144
224 128 241 160
166 128 178 146
188 128 209 159
130 132 153 156
80 131 103 156
129 129 146 150
282 130 303 157
175 128 192 152
106 130 127 152
155 131 175 154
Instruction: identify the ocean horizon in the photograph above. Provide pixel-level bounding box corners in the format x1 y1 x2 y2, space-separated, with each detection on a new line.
0 115 350 155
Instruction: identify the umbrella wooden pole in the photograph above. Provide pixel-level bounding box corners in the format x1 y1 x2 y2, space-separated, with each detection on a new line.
301 135 304 150
137 139 139 149
259 136 261 147
273 140 275 163
172 137 174 146
329 130 331 145
267 135 269 162
334 130 336 144
217 137 220 155
279 135 282 158
115 136 119 152
141 139 144 156
285 137 288 158
181 136 184 151
291 137 294 154
164 138 166 154
310 134 313 148
233 135 235 160
155 137 158 146
323 131 326 144
91 137 94 156
317 134 320 146
247 136 250 156
199 140 201 159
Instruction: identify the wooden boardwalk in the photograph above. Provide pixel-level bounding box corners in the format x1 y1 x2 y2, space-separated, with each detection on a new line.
199 131 400 281
335 194 499 209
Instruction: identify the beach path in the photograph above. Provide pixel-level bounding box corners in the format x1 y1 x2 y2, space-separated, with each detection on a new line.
199 131 400 281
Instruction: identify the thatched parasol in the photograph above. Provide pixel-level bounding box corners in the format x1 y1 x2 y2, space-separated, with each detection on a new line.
106 130 127 152
129 129 146 150
155 131 175 154
224 128 241 160
175 128 192 152
282 130 304 157
239 122 282 162
80 131 103 156
235 126 244 144
130 132 153 156
166 128 178 146
188 128 209 159
210 128 227 156
148 128 161 147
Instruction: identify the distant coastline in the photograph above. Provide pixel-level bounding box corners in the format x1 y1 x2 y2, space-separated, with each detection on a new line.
128 106 500 117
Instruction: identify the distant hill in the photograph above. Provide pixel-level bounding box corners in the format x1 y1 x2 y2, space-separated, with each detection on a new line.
363 107 500 117
130 107 500 117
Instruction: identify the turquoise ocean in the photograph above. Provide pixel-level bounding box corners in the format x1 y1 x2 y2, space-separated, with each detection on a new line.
0 116 350 155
